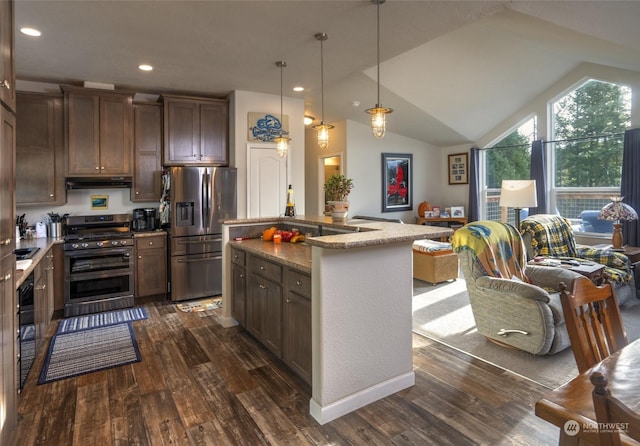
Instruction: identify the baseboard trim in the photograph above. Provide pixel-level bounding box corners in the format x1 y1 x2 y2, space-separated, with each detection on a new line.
309 371 415 425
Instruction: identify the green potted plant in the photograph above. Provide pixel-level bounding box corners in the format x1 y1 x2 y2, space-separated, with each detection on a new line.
324 174 354 221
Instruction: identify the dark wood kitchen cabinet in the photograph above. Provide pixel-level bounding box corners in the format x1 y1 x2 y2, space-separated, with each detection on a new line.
230 247 247 326
34 249 54 351
238 249 311 385
62 86 133 176
247 254 283 357
132 102 162 202
16 92 65 205
161 94 228 165
0 0 15 113
134 232 167 298
283 268 312 384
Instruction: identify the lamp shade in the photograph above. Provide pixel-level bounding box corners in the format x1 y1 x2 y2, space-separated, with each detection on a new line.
499 180 538 208
598 197 638 223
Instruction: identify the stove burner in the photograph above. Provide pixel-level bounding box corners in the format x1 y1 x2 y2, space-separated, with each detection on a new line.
63 213 133 251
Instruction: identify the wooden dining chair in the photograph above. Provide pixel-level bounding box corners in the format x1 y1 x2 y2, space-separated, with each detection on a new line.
559 276 628 374
590 370 640 446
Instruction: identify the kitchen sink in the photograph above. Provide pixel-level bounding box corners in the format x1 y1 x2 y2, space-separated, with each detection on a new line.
14 247 40 260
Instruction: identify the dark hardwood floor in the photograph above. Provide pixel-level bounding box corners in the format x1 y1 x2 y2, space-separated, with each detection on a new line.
15 299 561 445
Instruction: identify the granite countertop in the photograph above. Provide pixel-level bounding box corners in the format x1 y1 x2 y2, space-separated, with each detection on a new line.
14 237 64 288
225 215 453 249
230 239 311 273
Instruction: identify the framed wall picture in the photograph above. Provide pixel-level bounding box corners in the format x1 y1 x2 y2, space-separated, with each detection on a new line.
382 153 413 212
91 194 108 210
448 152 469 185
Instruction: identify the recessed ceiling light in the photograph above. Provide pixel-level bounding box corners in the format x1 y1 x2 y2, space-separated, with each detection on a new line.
138 64 153 71
293 86 304 92
20 27 41 37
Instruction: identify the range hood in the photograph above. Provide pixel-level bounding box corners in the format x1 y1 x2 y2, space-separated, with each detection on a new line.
66 176 133 190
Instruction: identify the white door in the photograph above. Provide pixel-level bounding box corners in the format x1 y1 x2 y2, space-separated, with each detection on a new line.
248 143 287 218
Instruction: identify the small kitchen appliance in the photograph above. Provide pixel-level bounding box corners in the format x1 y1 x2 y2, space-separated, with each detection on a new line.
132 208 157 232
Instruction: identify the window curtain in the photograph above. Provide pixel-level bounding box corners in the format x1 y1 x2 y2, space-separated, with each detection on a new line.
467 146 480 222
529 139 548 215
621 128 640 246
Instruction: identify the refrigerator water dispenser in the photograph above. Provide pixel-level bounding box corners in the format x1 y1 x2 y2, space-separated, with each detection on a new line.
176 202 194 226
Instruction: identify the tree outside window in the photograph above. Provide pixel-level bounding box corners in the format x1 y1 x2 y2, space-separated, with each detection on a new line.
552 79 631 225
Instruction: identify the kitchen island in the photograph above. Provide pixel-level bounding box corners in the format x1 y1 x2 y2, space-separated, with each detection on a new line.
222 216 453 424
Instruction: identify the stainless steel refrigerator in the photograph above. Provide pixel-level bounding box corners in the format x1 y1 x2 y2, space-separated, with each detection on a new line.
166 166 237 302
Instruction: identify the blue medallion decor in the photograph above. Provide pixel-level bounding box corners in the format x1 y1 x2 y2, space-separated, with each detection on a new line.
249 113 289 142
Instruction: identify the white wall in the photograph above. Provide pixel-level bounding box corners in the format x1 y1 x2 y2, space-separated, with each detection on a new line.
304 119 442 223
230 90 305 218
17 189 158 229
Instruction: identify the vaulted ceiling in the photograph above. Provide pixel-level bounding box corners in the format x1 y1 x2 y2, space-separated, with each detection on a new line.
14 0 640 147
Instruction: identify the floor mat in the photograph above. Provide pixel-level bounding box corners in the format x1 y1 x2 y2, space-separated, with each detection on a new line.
176 297 222 313
39 322 141 384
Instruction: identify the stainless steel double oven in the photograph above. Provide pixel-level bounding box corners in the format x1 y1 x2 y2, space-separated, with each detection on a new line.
63 214 134 317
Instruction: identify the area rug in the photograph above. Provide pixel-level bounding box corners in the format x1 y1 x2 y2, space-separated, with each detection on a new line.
412 278 640 389
39 322 141 384
56 307 148 334
176 297 222 313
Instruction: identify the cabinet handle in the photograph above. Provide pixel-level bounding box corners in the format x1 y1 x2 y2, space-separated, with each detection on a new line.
1 238 11 246
259 284 266 289
101 166 105 170
138 255 142 259
1 80 10 90
233 254 238 259
240 273 244 278
45 266 54 271
36 284 46 291
135 191 140 195
286 298 292 303
16 328 20 336
95 166 100 170
16 303 19 311
260 266 265 270
296 280 302 286
0 273 11 282
149 242 153 245
49 193 54 198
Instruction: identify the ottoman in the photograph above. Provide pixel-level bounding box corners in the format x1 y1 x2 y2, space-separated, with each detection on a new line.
412 239 458 285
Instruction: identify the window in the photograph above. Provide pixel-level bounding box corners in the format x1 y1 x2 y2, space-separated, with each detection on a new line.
550 79 631 232
481 118 536 223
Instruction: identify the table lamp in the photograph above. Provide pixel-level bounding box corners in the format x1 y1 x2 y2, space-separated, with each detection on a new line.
499 180 538 229
598 196 638 249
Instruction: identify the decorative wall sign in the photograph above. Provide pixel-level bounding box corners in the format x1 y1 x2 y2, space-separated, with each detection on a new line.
248 112 289 142
448 152 469 185
382 153 413 213
91 194 108 210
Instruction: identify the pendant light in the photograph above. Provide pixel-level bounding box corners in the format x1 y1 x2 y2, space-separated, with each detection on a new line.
312 32 334 150
365 0 393 139
274 61 290 158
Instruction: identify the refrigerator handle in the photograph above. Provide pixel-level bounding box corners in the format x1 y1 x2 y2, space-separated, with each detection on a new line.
201 170 207 230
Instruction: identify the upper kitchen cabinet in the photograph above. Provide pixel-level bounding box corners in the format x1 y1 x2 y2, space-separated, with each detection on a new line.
161 94 228 165
0 0 15 112
16 92 65 205
132 102 162 202
62 86 133 176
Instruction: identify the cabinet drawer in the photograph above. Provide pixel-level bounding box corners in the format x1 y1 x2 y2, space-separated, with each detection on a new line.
135 234 166 250
286 269 311 298
231 248 245 266
250 256 282 282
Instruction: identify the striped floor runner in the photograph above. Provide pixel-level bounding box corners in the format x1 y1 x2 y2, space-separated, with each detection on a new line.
56 307 148 334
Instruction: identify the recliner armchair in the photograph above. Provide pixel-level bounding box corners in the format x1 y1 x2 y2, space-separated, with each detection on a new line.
452 221 584 355
519 214 634 305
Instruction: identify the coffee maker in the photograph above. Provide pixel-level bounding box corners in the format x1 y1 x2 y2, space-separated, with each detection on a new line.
132 208 157 232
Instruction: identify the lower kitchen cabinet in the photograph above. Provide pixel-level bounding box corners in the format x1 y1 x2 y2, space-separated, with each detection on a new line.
283 269 312 384
230 248 246 326
34 248 54 350
134 233 167 298
239 250 311 385
247 254 283 357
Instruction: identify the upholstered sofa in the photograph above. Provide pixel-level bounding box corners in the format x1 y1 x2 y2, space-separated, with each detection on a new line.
520 214 635 305
452 221 584 355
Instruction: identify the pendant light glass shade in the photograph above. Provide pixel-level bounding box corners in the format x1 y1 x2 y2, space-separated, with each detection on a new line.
312 32 334 150
275 60 290 158
365 0 392 139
